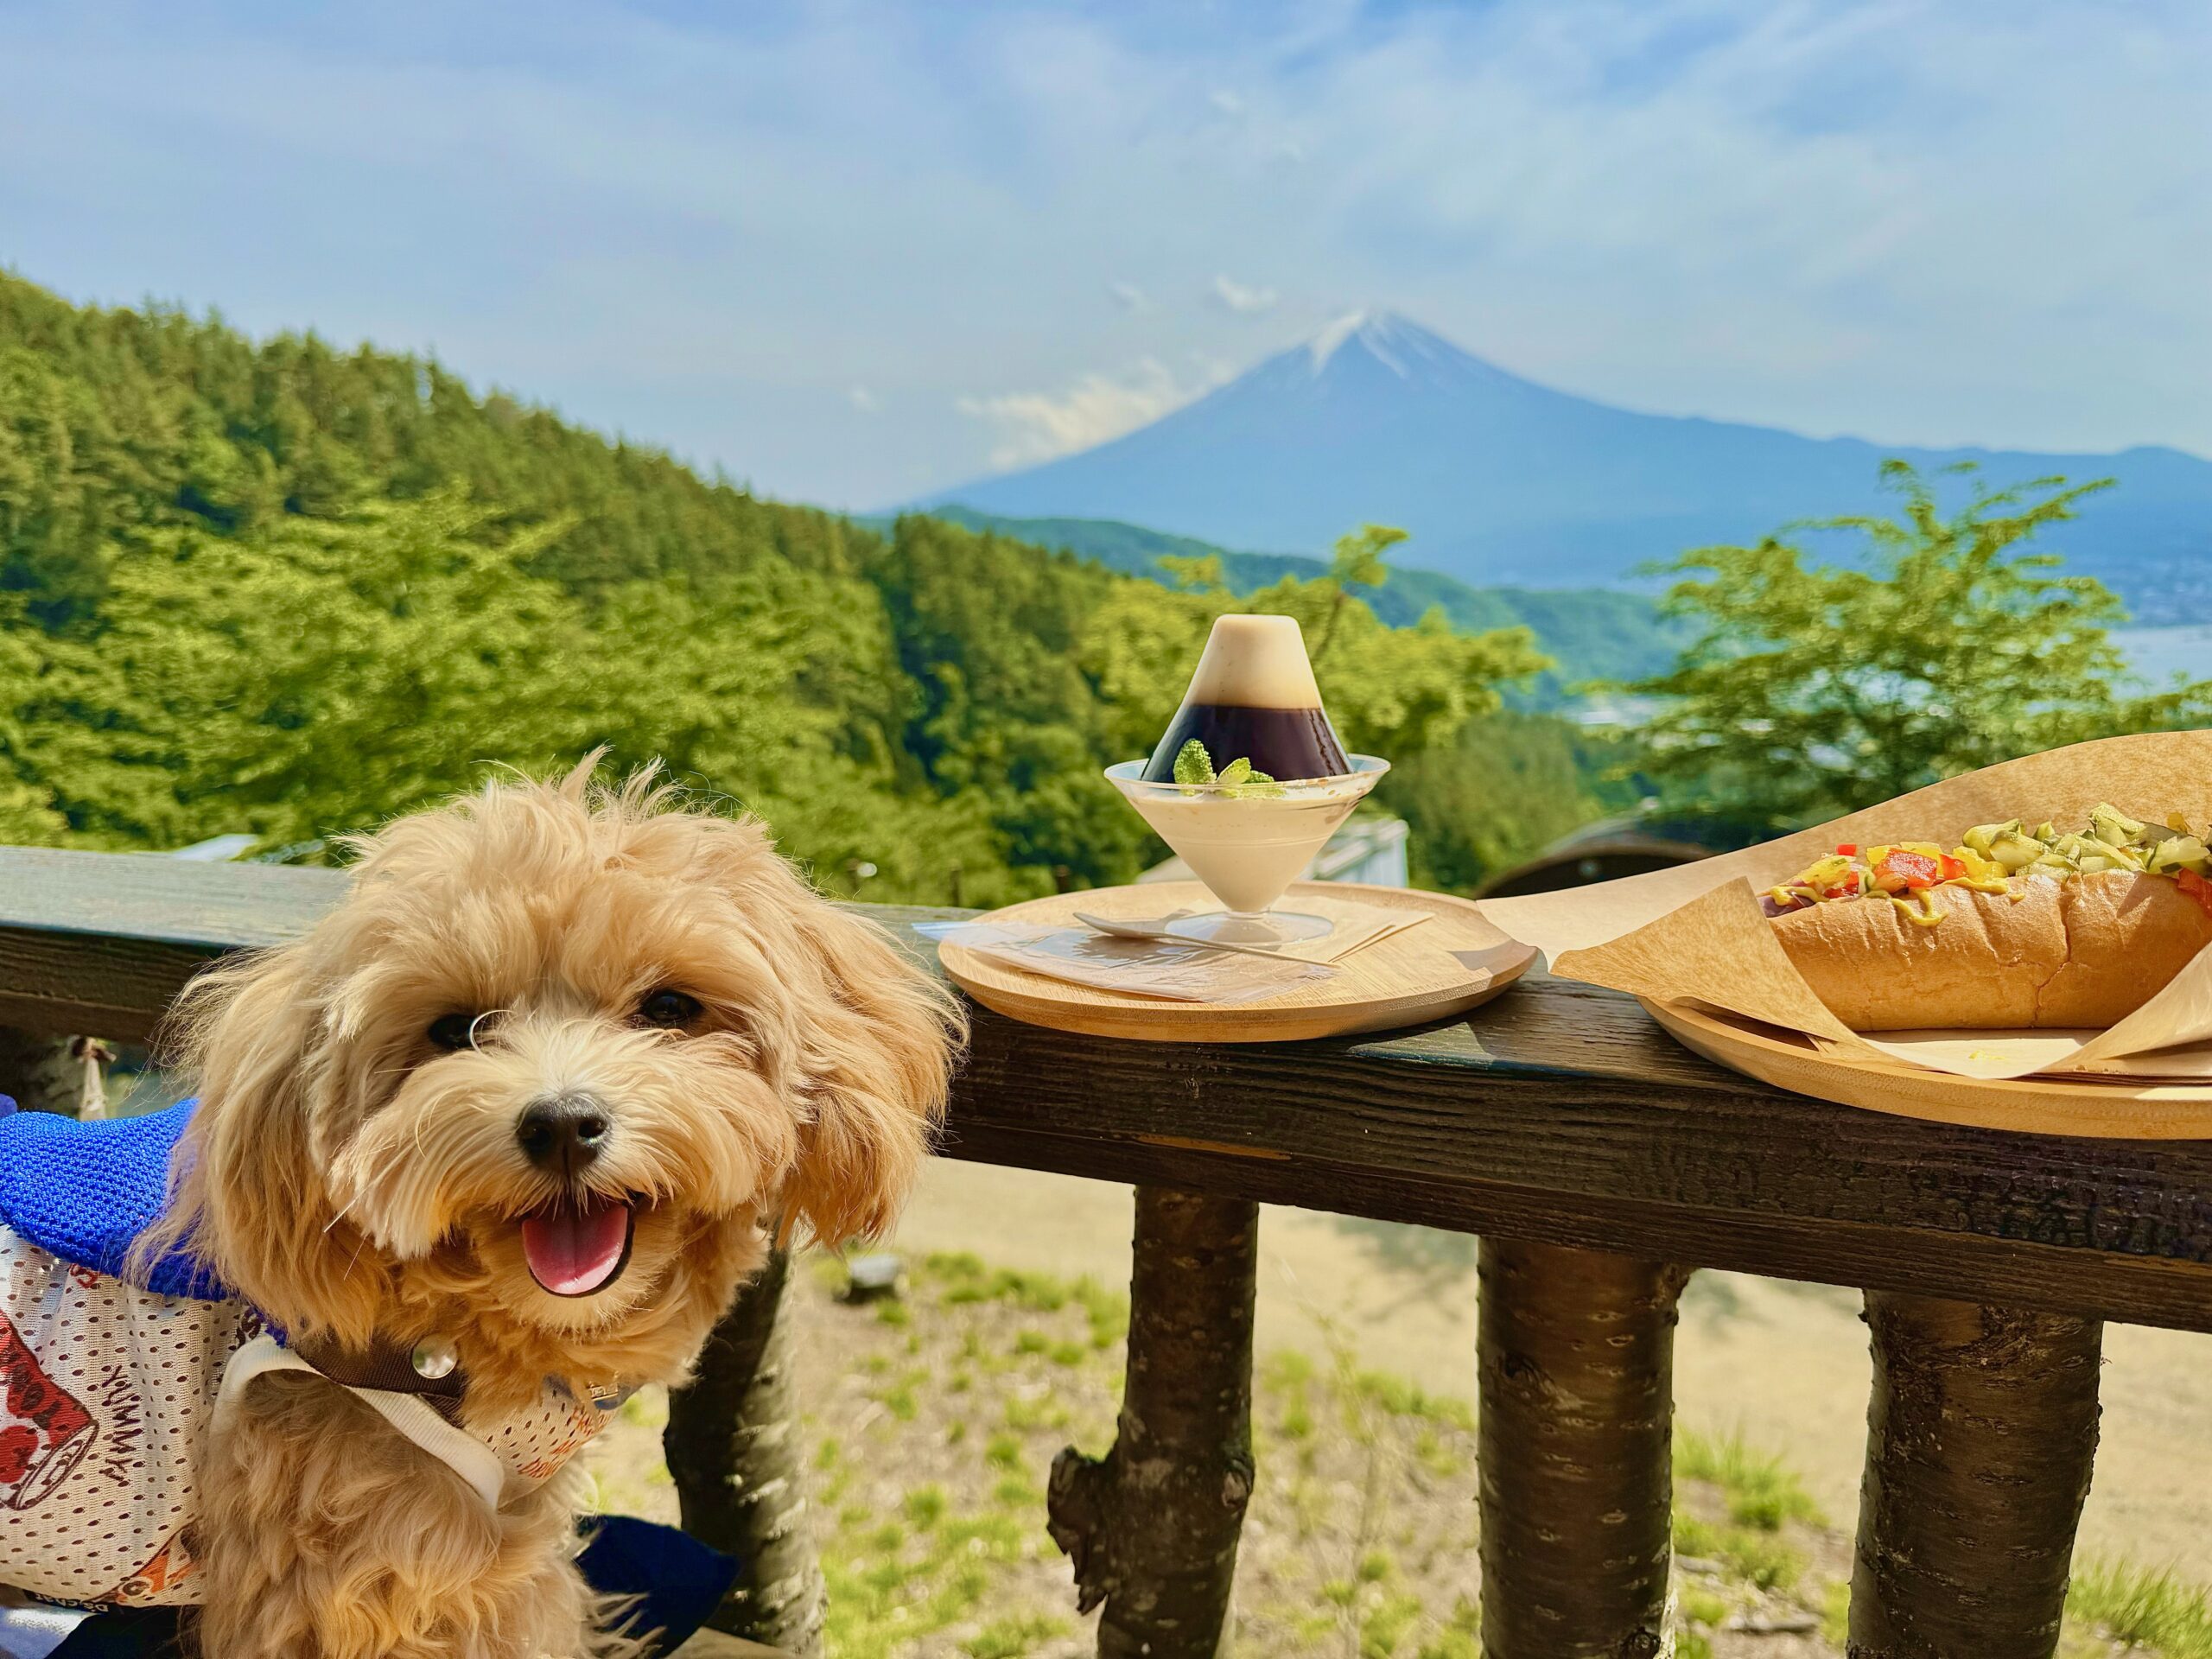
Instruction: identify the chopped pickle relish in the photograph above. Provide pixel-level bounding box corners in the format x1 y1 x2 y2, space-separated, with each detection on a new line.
1764 804 2212 927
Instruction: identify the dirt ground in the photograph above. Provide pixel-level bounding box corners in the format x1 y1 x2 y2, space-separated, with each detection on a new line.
588 1243 1878 1657
888 1159 2212 1562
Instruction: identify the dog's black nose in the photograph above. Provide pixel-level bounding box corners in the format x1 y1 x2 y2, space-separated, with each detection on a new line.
516 1095 611 1177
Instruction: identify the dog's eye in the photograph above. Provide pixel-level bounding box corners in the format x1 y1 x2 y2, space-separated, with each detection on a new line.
427 1013 480 1052
637 989 702 1029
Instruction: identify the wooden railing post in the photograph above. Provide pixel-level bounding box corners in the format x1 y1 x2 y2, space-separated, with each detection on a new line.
666 1244 827 1657
1478 1237 1688 1659
1850 1292 2102 1659
1049 1186 1257 1659
0 1027 79 1115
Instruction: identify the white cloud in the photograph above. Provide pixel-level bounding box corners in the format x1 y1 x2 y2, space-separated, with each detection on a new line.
1209 88 1245 118
849 386 880 413
957 356 1223 469
1211 274 1279 315
10 0 2209 505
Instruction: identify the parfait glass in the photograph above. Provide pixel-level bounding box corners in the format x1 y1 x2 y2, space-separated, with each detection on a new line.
1103 755 1390 945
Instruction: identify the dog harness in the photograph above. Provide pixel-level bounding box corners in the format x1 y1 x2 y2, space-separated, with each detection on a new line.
0 1101 624 1609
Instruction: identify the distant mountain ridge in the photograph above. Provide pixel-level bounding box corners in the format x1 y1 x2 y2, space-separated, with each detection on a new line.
920 313 2212 622
885 506 1688 699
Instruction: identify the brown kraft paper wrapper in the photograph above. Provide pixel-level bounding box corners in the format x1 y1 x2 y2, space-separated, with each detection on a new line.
1475 730 2212 1081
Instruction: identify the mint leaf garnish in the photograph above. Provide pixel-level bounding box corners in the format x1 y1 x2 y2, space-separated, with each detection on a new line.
1217 756 1284 798
1173 739 1217 785
1171 741 1282 797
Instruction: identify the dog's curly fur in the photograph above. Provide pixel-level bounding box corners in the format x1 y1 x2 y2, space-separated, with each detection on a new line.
146 761 962 1657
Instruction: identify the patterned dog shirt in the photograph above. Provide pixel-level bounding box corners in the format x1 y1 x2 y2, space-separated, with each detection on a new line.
0 1101 622 1608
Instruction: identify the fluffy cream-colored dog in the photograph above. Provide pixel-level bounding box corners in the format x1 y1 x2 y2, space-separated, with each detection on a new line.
150 763 959 1656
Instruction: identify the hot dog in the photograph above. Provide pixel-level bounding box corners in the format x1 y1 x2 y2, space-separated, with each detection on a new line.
1765 804 2212 1030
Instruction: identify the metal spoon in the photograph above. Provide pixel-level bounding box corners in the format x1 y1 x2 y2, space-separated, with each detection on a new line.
1071 912 1337 969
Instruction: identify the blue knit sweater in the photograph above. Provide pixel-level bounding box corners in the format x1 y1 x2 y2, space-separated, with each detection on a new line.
0 1096 224 1300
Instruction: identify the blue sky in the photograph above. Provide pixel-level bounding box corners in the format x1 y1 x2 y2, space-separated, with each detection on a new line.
3 0 2207 509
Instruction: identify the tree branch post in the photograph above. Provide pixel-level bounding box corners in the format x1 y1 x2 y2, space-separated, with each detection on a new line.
666 1244 826 1657
0 1027 84 1115
1478 1236 1688 1659
1048 1186 1258 1659
1849 1292 2102 1659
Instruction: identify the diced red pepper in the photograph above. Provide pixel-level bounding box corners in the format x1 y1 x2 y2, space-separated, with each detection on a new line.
1874 849 1941 891
1835 843 1858 855
1820 872 1863 899
2180 868 2212 918
1938 854 1967 882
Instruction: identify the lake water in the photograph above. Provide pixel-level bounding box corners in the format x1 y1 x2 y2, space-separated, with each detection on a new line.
2115 626 2212 686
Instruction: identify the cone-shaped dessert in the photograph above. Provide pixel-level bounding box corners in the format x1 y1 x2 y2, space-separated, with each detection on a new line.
1110 615 1384 944
1141 615 1351 783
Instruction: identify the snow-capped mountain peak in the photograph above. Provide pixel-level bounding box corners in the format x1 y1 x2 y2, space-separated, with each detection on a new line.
1306 309 1440 378
916 312 2212 600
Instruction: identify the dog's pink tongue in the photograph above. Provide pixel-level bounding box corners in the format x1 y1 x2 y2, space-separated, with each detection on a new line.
521 1199 631 1296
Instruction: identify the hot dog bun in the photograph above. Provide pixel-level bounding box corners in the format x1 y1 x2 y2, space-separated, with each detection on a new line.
1772 870 2212 1031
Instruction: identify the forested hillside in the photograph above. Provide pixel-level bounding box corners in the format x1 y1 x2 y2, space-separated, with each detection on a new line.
907 505 1689 693
0 273 1603 902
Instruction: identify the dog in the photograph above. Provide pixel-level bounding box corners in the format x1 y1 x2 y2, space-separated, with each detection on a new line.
0 761 960 1656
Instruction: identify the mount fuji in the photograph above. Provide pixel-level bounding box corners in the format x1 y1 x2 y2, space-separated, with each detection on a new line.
920 314 2212 619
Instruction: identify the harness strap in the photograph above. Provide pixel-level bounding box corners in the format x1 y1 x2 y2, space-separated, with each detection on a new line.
286 1330 468 1425
214 1336 506 1511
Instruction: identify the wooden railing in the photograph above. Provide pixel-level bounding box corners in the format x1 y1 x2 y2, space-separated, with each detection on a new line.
5 843 2209 1658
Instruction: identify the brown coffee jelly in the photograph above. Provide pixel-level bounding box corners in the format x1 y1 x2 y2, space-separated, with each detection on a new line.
1141 703 1352 783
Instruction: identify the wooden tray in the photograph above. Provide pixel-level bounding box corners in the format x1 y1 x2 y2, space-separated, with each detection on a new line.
941 881 1535 1043
1643 997 2212 1141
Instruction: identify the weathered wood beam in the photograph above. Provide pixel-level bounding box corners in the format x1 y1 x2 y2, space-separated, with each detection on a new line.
0 925 216 1046
1849 1293 2102 1659
12 846 2212 1334
1477 1237 1686 1659
1048 1188 1257 1658
666 1247 827 1657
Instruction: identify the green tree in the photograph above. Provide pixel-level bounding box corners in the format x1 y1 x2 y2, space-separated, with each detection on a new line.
1389 711 1638 893
1236 523 1546 759
16 497 626 848
0 592 67 842
0 268 1564 904
1627 461 2212 829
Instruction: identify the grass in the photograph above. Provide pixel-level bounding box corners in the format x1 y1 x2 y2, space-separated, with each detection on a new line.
2069 1557 2212 1657
1680 1583 1732 1629
1003 1395 1072 1432
1673 1511 1803 1592
1675 1427 1824 1532
1414 1599 1482 1659
1353 1370 1478 1433
903 1484 950 1529
925 1251 1130 1351
821 1498 1038 1656
962 1611 1071 1657
1821 1580 1851 1647
866 1369 927 1421
1360 1587 1425 1656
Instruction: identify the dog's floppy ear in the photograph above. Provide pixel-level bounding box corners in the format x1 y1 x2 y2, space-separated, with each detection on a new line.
777 899 963 1251
149 943 387 1344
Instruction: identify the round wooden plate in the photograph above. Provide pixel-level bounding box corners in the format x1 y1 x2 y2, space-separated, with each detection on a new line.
941 880 1535 1043
1643 997 2212 1141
